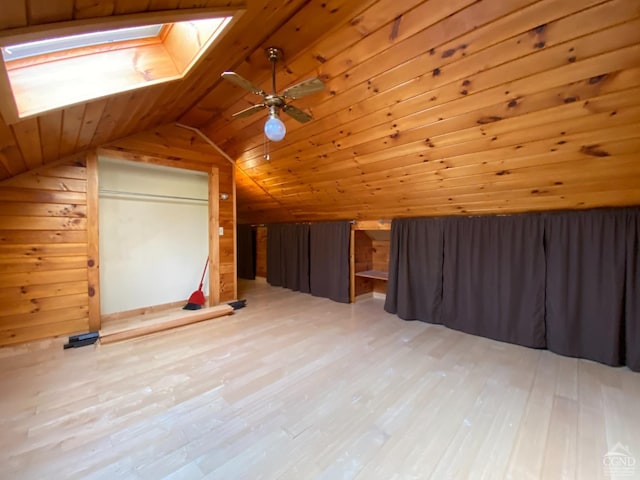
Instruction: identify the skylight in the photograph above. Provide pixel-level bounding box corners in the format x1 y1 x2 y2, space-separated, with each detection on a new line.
1 25 164 61
0 13 238 123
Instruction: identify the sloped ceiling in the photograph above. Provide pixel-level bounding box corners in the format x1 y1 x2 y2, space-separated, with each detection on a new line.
1 0 639 225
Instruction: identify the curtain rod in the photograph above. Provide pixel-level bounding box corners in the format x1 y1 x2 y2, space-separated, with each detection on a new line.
250 220 394 226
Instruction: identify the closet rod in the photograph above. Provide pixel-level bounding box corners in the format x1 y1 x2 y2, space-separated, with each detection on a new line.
99 189 207 203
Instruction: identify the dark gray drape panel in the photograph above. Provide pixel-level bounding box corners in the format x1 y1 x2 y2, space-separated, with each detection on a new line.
627 209 640 371
384 218 444 323
309 221 350 303
266 223 310 293
236 224 255 280
266 224 283 286
544 209 627 366
442 215 546 348
284 224 310 293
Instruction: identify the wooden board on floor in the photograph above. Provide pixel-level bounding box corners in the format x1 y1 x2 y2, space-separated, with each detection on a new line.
99 304 233 344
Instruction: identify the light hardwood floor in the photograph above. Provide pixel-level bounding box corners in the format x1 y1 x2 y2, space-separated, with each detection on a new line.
1 279 639 479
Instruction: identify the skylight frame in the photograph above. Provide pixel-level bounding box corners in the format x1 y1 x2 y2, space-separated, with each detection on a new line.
1 25 165 62
0 6 244 124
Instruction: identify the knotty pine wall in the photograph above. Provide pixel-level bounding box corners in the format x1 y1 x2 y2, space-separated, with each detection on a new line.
0 156 90 345
0 123 237 346
353 230 374 298
371 239 390 295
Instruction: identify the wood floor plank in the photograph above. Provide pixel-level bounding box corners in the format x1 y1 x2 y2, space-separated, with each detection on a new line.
0 279 638 479
541 395 579 479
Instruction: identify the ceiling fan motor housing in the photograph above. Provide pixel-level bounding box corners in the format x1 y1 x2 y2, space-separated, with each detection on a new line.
264 94 285 108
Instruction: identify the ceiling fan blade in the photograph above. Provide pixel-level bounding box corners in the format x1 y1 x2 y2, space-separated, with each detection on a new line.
232 104 266 118
283 104 313 123
221 72 266 96
282 77 325 99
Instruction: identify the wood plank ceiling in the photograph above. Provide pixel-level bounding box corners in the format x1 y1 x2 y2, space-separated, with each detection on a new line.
1 0 639 224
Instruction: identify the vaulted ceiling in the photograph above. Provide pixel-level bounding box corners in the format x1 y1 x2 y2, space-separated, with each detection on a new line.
1 0 639 224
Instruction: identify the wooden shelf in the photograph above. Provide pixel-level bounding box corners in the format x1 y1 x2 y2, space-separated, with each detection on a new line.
355 269 388 281
350 226 391 302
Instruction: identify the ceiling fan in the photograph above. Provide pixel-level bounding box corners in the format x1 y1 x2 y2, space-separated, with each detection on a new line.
221 47 325 142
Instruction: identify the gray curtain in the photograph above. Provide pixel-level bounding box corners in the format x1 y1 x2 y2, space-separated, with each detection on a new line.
627 208 640 371
266 224 283 287
310 221 350 303
442 215 546 348
384 208 640 371
544 209 628 366
266 223 310 293
384 218 444 323
236 224 255 280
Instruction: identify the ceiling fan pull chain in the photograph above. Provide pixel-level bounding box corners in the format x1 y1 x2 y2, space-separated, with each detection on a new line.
263 132 270 160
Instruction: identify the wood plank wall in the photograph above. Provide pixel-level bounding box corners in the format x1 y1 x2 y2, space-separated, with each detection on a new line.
371 240 390 273
371 239 390 295
0 155 90 345
104 124 237 302
0 123 237 346
353 230 374 298
0 119 236 345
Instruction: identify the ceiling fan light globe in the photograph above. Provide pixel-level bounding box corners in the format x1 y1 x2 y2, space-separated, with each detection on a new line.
264 115 286 142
